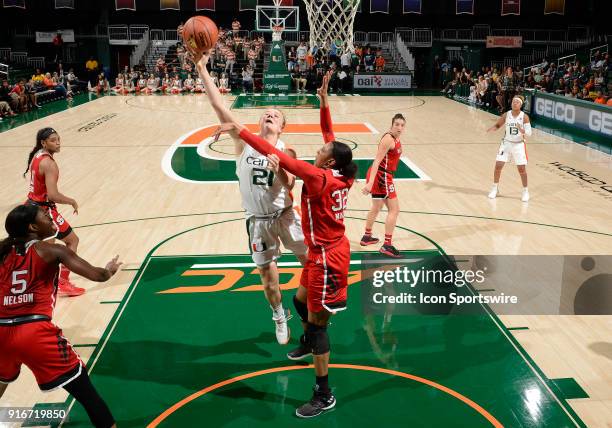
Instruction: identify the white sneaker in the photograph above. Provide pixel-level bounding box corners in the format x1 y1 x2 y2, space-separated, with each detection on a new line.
272 309 292 345
488 186 498 199
521 189 530 202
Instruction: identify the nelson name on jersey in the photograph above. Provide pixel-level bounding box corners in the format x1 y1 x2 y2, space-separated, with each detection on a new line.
4 292 35 306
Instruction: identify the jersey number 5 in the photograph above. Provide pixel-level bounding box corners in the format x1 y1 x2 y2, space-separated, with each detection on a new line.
331 189 349 212
11 270 28 294
252 168 275 187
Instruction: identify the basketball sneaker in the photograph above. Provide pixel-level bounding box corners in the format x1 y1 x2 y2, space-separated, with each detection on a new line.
379 244 401 258
287 334 312 361
58 279 85 297
296 387 336 418
272 309 292 345
521 189 530 202
360 235 380 246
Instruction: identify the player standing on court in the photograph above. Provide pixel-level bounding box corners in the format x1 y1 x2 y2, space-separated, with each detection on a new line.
214 92 357 418
23 128 84 296
487 96 532 202
181 31 307 345
0 204 121 428
360 114 406 257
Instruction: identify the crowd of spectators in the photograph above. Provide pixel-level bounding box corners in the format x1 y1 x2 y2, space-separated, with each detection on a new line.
286 41 389 93
440 50 612 111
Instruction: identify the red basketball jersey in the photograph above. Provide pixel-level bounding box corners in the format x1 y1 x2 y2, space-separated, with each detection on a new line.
379 133 402 172
27 151 53 203
0 241 59 319
301 170 354 250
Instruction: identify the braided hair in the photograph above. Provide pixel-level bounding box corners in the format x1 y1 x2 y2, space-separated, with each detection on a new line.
23 127 57 178
0 204 39 261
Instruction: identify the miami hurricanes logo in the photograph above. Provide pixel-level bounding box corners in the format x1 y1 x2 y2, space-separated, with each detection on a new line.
162 123 430 183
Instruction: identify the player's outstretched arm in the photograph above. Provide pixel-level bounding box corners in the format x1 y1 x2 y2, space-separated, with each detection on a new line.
362 135 393 195
318 71 335 143
39 243 122 282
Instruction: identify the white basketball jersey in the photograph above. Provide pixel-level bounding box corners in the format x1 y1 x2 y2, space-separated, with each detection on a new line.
236 139 293 216
504 111 525 143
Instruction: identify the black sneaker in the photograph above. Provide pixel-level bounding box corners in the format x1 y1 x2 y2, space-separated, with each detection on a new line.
287 334 312 361
296 388 336 418
379 244 401 258
360 235 380 246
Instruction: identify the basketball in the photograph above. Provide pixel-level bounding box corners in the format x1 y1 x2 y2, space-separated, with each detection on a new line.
182 15 218 53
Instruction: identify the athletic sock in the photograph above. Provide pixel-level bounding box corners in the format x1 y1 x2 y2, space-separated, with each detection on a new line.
364 228 372 237
60 265 71 282
271 303 285 320
384 234 393 246
316 375 330 395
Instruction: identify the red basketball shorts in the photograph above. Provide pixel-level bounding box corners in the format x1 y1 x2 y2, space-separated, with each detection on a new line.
0 321 83 391
366 167 397 200
300 237 350 313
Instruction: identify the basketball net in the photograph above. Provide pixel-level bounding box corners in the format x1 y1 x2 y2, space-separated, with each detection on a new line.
302 0 360 54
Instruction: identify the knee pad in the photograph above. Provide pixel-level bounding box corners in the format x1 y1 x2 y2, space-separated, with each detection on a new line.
306 323 330 355
293 295 308 323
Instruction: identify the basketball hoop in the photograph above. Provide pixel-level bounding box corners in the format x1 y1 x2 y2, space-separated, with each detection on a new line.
302 0 360 54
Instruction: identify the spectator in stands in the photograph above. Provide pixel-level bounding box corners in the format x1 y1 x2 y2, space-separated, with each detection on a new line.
232 18 241 35
0 80 19 112
476 75 487 104
594 90 607 104
9 80 27 112
578 87 592 101
32 69 45 88
287 46 297 72
243 46 256 73
183 74 194 92
52 32 63 63
292 65 307 93
607 97 612 107
23 79 40 110
0 98 16 119
306 48 316 70
340 49 351 72
554 77 566 95
375 52 385 72
297 41 308 70
336 67 349 94
194 75 205 93
225 49 236 76
584 76 595 93
219 72 230 94
364 48 375 72
329 40 339 66
499 66 518 112
85 56 99 86
242 65 254 93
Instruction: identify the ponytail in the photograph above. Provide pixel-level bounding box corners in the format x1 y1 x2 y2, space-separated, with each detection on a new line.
1 205 39 261
23 127 57 178
331 141 358 180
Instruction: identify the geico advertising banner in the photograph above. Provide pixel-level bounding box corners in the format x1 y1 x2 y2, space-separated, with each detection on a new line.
353 74 412 91
532 92 612 137
35 29 75 43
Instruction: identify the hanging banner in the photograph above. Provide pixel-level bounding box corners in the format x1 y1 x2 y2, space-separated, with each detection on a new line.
404 0 421 14
370 0 389 13
544 0 564 14
456 0 473 14
501 0 520 15
196 0 215 10
486 36 522 48
239 0 257 11
115 0 135 10
55 0 74 8
160 0 180 10
3 0 25 8
35 30 75 43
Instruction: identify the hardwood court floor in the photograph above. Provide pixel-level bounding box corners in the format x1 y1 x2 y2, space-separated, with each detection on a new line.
0 94 610 427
